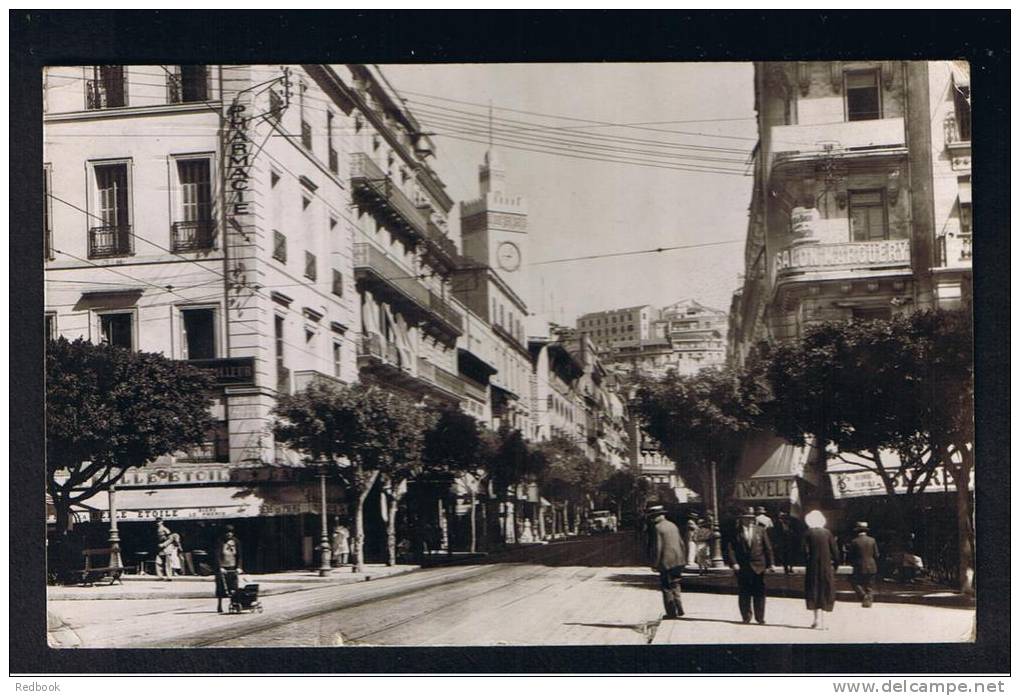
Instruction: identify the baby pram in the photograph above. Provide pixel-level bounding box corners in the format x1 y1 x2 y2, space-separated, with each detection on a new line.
228 583 263 614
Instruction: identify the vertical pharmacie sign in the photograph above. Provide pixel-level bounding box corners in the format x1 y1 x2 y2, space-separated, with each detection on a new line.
225 102 253 219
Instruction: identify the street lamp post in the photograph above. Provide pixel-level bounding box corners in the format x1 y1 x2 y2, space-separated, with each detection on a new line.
709 461 726 568
108 483 123 571
317 465 332 577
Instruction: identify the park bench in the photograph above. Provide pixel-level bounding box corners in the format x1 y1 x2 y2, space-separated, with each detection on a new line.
77 548 125 586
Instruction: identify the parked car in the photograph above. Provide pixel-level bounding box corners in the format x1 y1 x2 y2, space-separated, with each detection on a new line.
588 510 618 534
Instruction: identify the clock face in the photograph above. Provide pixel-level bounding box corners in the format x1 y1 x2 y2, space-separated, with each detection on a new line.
497 242 521 272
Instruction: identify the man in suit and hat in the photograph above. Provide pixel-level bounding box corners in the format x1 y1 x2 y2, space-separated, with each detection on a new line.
646 505 686 619
726 506 776 624
846 521 880 607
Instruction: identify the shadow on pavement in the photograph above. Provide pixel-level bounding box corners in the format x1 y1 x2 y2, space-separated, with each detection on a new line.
604 572 659 588
672 615 817 631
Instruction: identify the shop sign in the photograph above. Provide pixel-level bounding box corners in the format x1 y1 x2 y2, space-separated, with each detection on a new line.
829 466 969 499
226 103 254 218
188 357 256 387
109 466 302 489
734 477 794 501
96 505 257 522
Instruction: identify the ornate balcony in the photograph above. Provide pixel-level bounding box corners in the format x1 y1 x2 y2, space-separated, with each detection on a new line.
88 225 132 258
171 220 216 252
354 243 463 338
350 153 427 239
293 369 344 393
773 239 911 282
769 117 906 181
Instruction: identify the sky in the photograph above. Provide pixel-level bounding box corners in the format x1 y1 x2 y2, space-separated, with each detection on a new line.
381 62 758 327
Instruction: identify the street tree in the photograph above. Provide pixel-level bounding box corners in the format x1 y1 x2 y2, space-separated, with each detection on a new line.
599 469 647 524
633 366 759 505
759 309 974 591
486 427 545 542
420 407 485 553
534 435 613 534
273 381 433 572
46 338 214 575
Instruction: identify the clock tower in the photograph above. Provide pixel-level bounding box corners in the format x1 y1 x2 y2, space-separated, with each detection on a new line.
460 148 529 307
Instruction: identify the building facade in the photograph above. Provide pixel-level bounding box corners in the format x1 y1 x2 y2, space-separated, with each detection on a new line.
576 304 658 352
44 64 369 570
727 60 973 530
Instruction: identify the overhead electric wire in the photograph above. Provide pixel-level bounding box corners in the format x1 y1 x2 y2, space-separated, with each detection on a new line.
408 107 750 165
391 86 759 142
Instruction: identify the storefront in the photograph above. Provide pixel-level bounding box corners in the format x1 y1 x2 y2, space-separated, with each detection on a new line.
730 434 822 519
55 464 349 573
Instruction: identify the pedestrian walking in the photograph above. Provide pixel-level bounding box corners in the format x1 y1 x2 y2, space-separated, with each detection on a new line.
167 532 183 578
215 525 243 614
846 521 880 607
803 510 840 630
726 506 776 625
755 506 774 530
694 518 713 574
685 513 700 568
646 505 686 620
154 518 174 580
331 519 350 567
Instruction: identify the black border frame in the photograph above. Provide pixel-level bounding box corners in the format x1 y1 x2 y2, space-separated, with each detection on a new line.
11 10 1009 674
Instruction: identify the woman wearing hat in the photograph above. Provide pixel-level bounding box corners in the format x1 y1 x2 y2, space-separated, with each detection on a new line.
803 510 840 629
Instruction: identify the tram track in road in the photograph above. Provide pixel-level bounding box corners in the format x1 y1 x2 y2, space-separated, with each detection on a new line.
339 537 624 645
181 533 630 648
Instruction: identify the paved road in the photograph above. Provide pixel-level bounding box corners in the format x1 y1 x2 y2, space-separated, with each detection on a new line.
49 533 974 648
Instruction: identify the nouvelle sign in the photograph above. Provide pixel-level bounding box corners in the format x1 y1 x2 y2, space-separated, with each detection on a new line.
733 478 794 501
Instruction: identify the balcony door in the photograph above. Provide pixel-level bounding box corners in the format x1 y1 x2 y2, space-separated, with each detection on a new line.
96 163 129 229
848 190 888 241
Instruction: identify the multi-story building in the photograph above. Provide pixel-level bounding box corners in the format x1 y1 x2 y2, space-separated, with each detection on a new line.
576 304 658 352
44 64 367 571
43 63 480 570
452 148 533 437
728 60 973 527
653 299 728 373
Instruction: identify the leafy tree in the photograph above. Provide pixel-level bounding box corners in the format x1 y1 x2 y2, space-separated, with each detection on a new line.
599 469 646 523
759 310 974 592
273 382 433 572
633 366 758 503
404 406 483 557
485 427 545 542
46 338 214 575
533 435 613 534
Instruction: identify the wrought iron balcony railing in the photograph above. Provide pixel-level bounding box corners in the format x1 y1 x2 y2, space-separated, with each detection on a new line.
350 153 427 238
88 225 132 258
171 220 216 252
85 79 126 110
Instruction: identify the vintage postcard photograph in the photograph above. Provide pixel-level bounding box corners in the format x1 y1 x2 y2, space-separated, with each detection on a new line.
42 59 977 651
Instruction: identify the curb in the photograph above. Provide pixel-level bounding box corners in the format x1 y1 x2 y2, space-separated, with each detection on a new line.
48 566 423 601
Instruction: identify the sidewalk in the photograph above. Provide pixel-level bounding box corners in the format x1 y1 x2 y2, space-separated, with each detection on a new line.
675 565 974 609
47 564 419 601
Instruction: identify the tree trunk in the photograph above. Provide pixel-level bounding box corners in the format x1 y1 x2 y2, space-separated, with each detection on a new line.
51 493 73 581
352 468 378 574
469 489 477 554
951 460 975 595
385 493 399 567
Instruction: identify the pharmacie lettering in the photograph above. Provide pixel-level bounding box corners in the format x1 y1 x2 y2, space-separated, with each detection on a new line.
226 102 253 217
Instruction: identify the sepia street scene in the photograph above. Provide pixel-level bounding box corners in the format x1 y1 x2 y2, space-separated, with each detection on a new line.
44 61 975 648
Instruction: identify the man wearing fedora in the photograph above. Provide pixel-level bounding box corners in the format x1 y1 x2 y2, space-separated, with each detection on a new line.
646 505 687 620
847 521 880 607
726 506 776 625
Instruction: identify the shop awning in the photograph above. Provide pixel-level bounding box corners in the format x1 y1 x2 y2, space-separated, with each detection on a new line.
86 483 348 523
733 434 818 501
827 450 972 499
